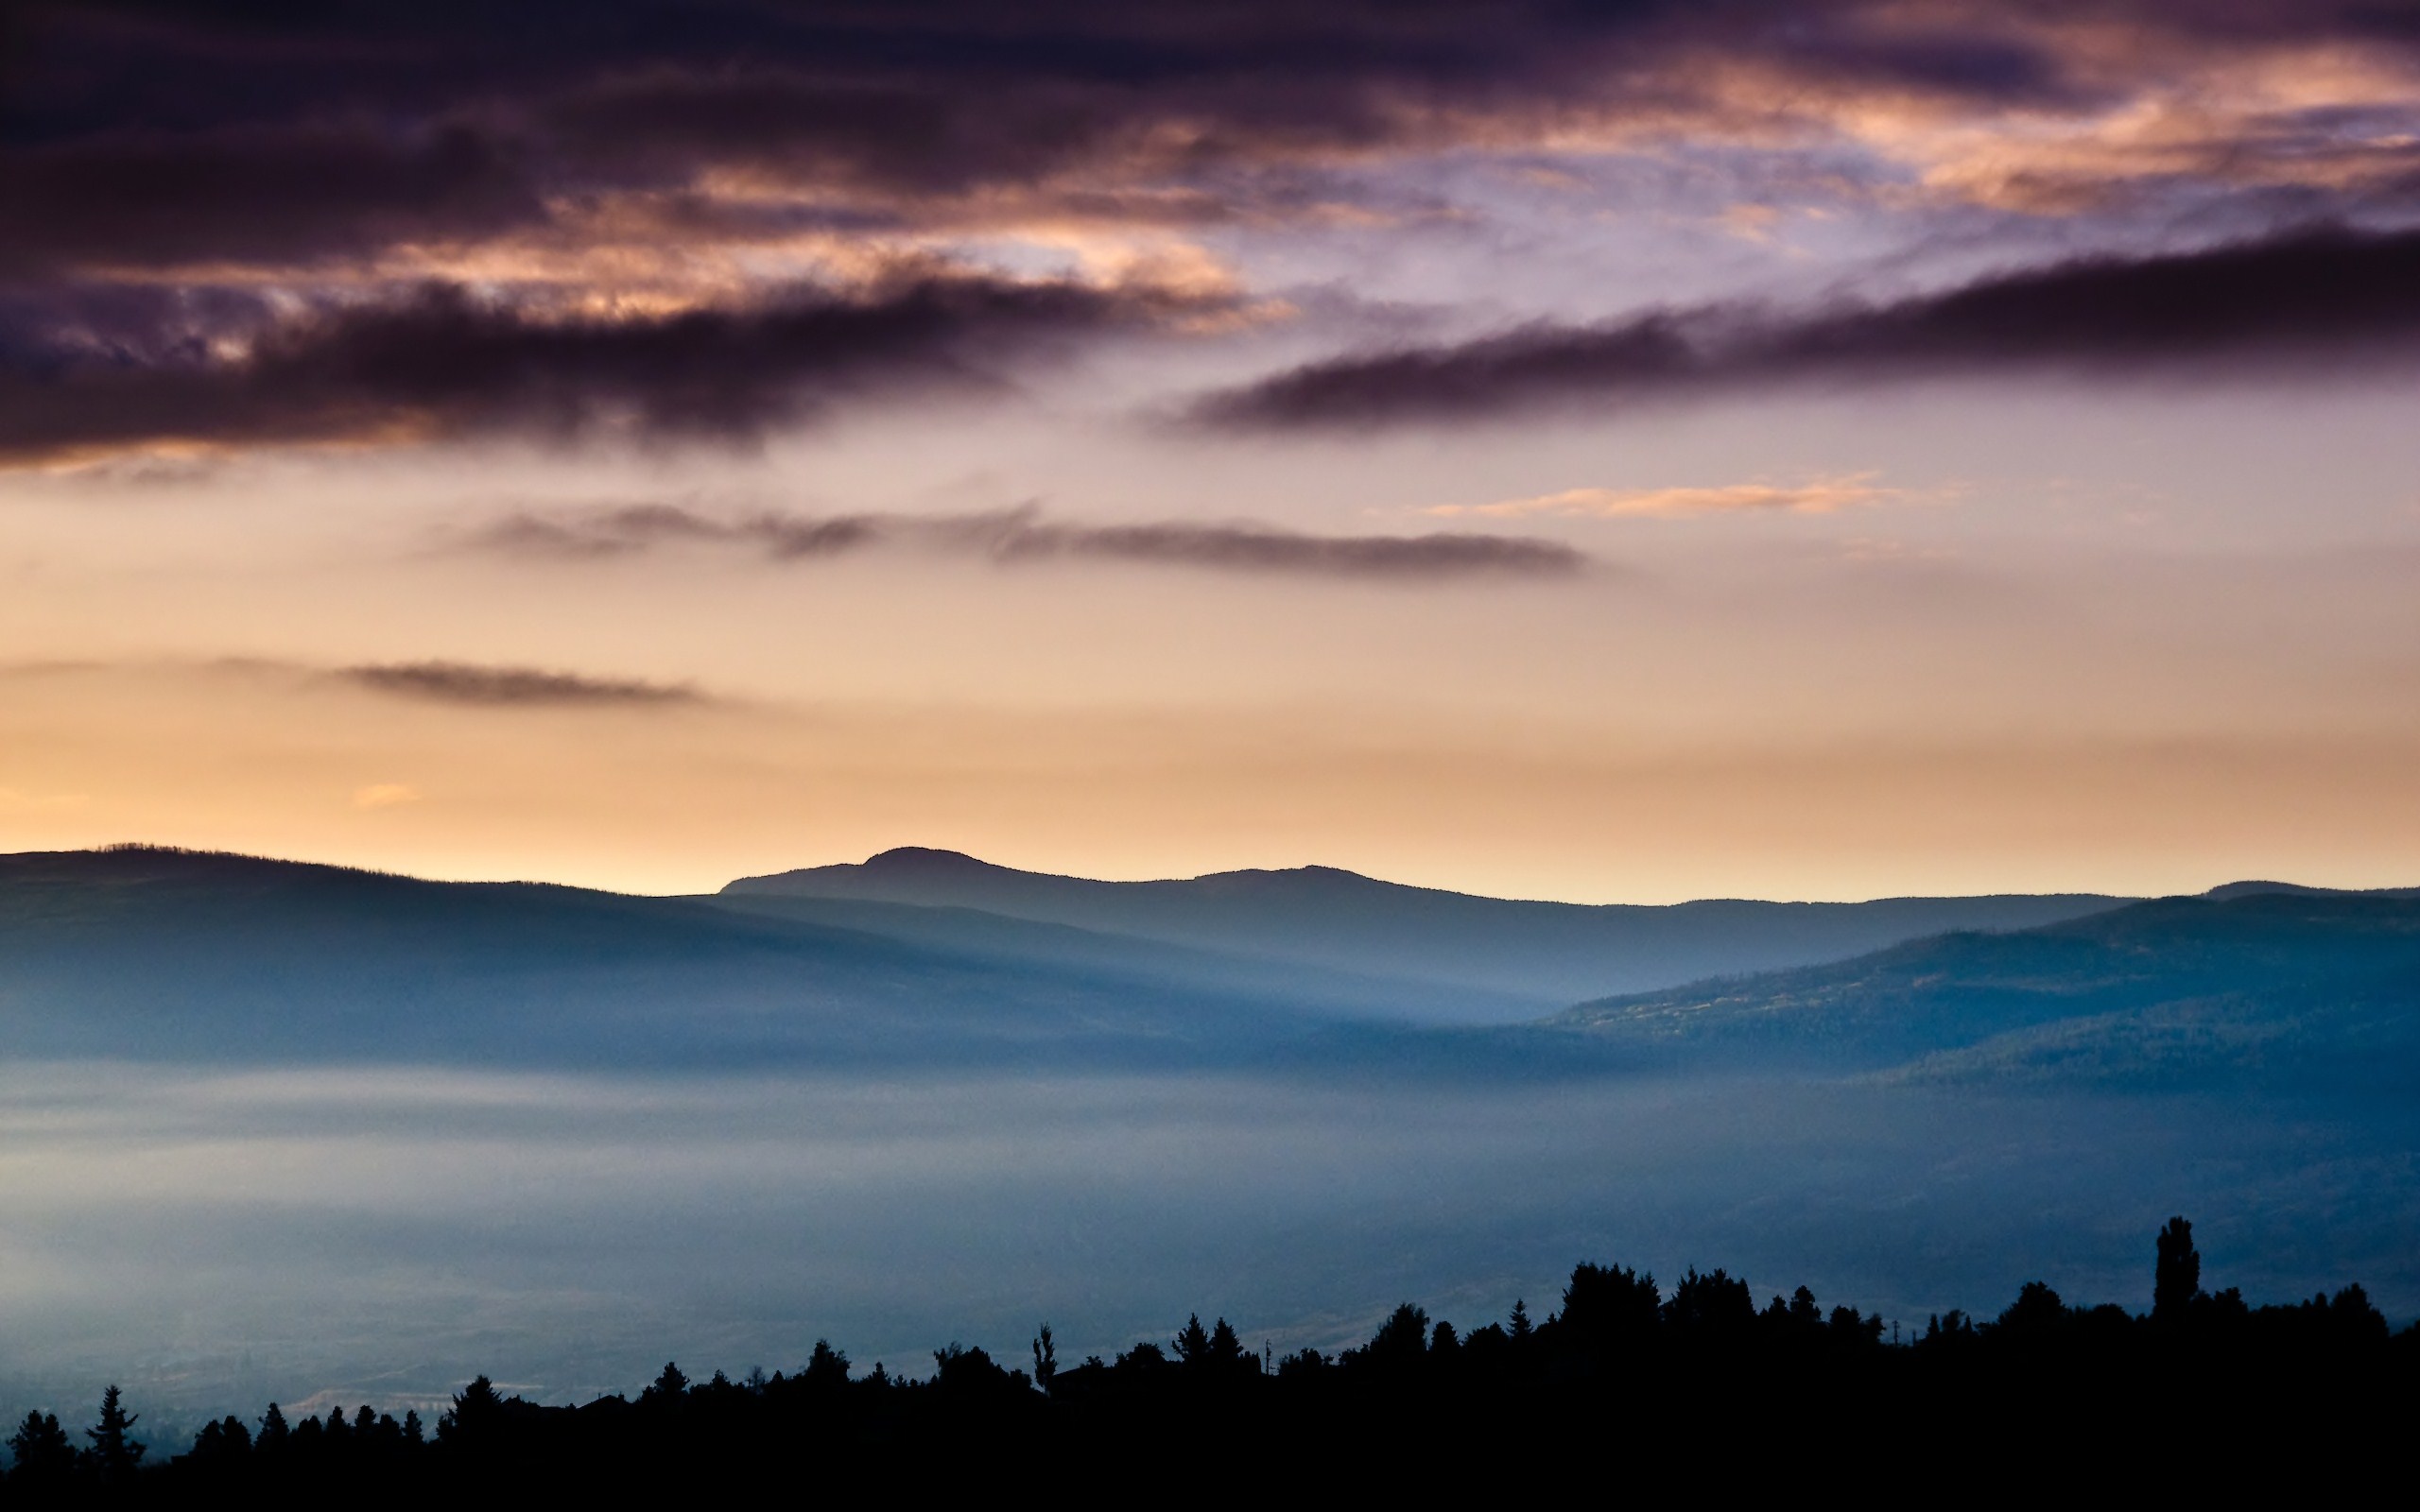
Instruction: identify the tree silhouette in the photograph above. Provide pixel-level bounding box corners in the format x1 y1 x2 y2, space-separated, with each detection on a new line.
439 1375 507 1446
1275 1347 1327 1379
1556 1262 1660 1366
187 1415 252 1468
803 1339 851 1391
2154 1216 2202 1322
1171 1314 1213 1366
1031 1324 1058 1393
1207 1318 1248 1368
931 1343 1030 1401
82 1384 145 1484
8 1410 77 1488
1664 1267 1755 1339
1780 1284 1824 1334
1349 1302 1431 1377
1995 1281 2069 1340
0 1216 2410 1498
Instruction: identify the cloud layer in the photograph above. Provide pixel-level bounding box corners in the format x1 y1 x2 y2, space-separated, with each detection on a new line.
9 5 2418 272
8 6 2420 463
1198 225 2420 429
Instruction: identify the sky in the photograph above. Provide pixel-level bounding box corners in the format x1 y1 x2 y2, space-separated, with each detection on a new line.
5 0 2420 902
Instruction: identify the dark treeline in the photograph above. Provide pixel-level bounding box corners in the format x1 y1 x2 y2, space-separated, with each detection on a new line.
7 1219 2413 1501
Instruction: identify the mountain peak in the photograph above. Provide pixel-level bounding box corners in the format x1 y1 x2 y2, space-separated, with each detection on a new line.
861 847 1005 873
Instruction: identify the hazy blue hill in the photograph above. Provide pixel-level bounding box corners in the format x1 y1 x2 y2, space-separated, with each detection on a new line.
701 890 1532 1024
2204 879 2420 901
17 847 2413 1088
723 848 2129 1005
1554 891 2420 1086
0 848 1372 1067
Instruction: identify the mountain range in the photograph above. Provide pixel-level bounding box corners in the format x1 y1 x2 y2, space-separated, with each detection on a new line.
1558 889 2420 1091
5 844 2417 1091
722 847 2126 1013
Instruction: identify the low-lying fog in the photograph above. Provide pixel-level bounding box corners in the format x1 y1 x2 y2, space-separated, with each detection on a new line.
3 1062 2414 1444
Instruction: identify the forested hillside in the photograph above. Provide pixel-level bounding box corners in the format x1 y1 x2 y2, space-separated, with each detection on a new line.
4 1220 2406 1500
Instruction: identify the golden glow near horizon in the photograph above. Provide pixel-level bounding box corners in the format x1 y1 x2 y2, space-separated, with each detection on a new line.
6 6 2420 902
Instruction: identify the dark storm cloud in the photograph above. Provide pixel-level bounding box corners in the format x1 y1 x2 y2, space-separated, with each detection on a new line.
1196 224 2420 428
11 3 2414 279
339 662 700 708
7 3 2419 462
0 274 1201 463
0 124 545 279
471 504 1589 581
0 4 1672 273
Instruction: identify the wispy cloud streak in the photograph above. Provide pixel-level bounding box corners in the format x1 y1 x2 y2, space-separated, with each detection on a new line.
471 505 1589 580
0 273 1219 466
339 662 700 708
1195 225 2420 429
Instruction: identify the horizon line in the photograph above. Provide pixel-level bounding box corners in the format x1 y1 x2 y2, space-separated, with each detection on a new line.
12 839 2412 913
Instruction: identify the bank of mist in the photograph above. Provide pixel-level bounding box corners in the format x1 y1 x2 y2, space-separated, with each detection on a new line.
1 848 2416 1444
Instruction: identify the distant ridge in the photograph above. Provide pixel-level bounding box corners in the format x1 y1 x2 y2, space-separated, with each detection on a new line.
0 847 1396 1067
722 849 2134 1005
2202 879 2420 901
1555 888 2420 1090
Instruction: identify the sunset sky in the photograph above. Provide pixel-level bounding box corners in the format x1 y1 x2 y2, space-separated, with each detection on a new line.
5 0 2419 901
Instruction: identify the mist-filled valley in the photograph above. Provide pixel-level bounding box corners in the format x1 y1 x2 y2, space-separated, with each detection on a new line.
3 847 2417 1452
20 0 2420 1492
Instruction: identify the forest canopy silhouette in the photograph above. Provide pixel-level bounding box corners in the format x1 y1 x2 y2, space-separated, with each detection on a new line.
5 1218 2410 1500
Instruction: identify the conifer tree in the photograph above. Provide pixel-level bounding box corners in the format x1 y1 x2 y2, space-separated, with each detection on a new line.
1171 1314 1213 1366
8 1410 77 1487
644 1362 689 1402
83 1385 144 1484
1207 1317 1249 1369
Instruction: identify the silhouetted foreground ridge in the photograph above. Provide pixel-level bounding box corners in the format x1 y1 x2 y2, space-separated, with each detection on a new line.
6 1220 2411 1501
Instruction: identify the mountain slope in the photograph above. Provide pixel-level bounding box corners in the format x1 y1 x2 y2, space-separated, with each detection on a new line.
1553 891 2420 1088
723 848 2129 1005
0 848 1373 1068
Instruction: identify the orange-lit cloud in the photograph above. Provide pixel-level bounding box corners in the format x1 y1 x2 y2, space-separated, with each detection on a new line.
1434 474 1901 520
